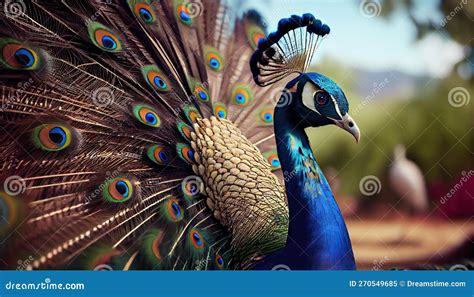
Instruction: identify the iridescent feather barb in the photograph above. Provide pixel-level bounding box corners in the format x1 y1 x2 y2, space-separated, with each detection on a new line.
250 14 330 86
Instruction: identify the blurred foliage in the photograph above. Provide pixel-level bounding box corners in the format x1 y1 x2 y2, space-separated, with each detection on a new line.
307 60 473 200
380 0 474 44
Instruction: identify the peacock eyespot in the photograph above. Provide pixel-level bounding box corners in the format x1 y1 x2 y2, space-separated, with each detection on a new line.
164 197 183 222
215 254 224 269
141 229 166 264
189 229 204 250
133 105 161 127
193 84 209 102
88 23 123 52
177 122 193 141
132 2 156 24
204 48 224 72
183 105 202 124
213 104 227 119
260 110 273 123
142 65 170 92
0 39 42 70
33 124 72 151
177 143 195 163
263 151 281 170
103 177 133 203
181 176 203 200
314 90 330 105
231 84 253 106
246 25 266 49
147 145 170 165
176 5 192 25
250 31 265 49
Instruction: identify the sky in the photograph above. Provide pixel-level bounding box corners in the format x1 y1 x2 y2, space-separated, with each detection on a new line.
244 0 465 78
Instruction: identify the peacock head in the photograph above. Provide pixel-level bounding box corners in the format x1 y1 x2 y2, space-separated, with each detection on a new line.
250 13 360 142
284 72 360 142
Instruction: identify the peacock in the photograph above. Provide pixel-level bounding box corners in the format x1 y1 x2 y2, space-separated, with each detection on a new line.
0 0 360 270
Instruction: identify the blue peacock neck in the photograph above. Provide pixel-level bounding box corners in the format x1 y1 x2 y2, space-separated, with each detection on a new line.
271 101 356 270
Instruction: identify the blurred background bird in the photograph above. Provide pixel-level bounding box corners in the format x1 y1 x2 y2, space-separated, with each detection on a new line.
389 144 429 214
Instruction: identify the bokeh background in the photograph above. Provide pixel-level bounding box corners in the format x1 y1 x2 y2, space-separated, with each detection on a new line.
247 0 473 269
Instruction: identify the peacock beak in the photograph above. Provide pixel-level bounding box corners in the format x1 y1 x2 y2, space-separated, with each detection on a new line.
332 113 360 143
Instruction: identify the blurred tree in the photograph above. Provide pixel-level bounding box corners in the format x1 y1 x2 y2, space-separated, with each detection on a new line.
379 0 473 80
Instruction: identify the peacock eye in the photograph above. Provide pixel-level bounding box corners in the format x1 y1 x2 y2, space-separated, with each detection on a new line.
189 229 205 250
0 39 43 71
314 91 330 105
163 197 183 222
103 177 133 203
215 254 224 269
33 124 72 151
88 23 123 52
133 105 161 127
